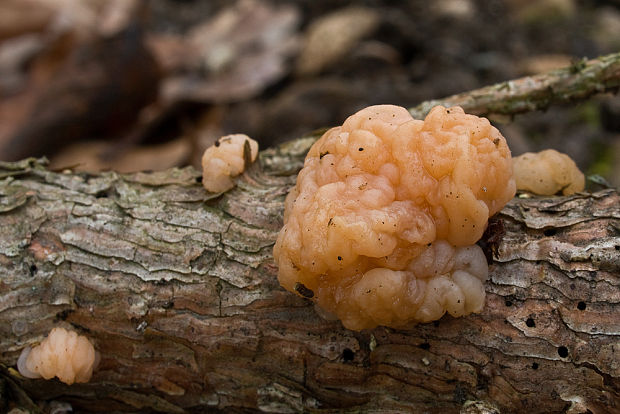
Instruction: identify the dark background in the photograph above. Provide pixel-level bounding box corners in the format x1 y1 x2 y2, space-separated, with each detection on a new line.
0 0 618 185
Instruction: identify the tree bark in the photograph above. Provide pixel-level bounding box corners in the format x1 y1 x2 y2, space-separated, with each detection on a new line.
0 145 618 413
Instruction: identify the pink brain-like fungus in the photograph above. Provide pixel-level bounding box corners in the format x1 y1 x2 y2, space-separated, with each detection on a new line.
273 105 515 330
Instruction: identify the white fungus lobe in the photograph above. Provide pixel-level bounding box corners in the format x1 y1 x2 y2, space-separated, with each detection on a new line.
201 134 259 193
17 327 97 385
273 104 516 330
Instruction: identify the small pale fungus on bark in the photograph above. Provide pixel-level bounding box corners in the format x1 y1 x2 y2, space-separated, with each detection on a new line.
513 149 585 195
201 134 259 193
17 327 98 385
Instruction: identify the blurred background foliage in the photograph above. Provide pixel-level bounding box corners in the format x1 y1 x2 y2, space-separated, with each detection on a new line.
0 0 618 185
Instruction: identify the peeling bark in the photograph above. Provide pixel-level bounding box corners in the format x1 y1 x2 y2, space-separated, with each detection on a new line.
0 146 618 414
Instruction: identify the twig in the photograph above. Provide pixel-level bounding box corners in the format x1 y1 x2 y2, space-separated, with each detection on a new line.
409 52 620 119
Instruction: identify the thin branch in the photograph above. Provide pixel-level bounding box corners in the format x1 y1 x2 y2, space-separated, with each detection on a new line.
409 52 620 119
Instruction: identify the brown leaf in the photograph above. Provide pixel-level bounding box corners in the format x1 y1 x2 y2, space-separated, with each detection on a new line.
296 7 380 76
145 33 190 74
49 138 191 173
518 54 573 75
0 0 54 41
0 26 160 161
161 0 300 103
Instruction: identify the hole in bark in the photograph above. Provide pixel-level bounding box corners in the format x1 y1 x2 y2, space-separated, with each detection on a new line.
29 264 37 276
615 245 619 251
196 176 203 183
557 346 569 358
577 301 587 311
418 342 431 350
504 299 513 307
532 362 539 370
526 318 535 328
342 348 355 362
55 309 73 321
543 228 557 237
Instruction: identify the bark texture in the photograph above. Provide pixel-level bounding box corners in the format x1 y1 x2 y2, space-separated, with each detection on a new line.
0 144 618 413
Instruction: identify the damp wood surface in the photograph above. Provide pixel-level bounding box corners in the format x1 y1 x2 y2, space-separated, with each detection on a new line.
0 142 618 414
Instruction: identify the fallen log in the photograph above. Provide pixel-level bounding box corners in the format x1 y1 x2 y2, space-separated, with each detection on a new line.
1 52 620 413
0 150 618 413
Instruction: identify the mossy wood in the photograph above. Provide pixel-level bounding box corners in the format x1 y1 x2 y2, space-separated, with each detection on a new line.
0 150 618 413
1 52 620 413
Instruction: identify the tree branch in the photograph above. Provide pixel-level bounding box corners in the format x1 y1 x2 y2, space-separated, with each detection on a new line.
409 52 620 119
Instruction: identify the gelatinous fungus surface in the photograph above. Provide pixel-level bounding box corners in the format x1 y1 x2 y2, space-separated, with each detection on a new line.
513 149 585 196
17 327 97 384
273 105 516 330
201 134 259 193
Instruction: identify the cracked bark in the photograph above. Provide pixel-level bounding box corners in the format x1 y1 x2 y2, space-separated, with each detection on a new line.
1 51 620 414
0 141 618 414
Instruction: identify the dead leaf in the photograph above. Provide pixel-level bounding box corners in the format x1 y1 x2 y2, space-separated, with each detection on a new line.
0 0 54 41
506 0 576 23
519 54 573 75
145 33 189 74
0 34 45 96
0 26 160 161
296 7 380 76
98 0 141 37
161 0 300 103
50 137 191 173
29 0 107 40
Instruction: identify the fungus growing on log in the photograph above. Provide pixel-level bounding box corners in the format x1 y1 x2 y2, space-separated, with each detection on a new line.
513 149 585 195
273 105 516 330
201 134 259 193
17 327 98 385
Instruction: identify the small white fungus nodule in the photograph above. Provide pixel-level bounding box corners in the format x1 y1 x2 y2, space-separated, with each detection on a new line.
201 134 259 193
17 327 97 385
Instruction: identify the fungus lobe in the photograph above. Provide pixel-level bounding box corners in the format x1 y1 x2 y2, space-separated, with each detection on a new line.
273 105 515 330
17 327 97 385
513 149 584 195
201 133 259 193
